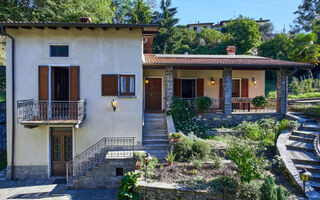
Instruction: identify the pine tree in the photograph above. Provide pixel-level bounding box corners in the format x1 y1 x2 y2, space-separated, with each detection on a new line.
152 0 182 54
127 0 152 24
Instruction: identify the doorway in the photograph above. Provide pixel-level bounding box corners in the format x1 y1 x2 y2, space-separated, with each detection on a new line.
51 128 72 176
52 67 69 101
145 78 162 112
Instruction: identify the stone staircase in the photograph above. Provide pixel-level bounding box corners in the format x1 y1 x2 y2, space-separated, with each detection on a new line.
143 113 170 161
67 138 135 189
285 115 320 193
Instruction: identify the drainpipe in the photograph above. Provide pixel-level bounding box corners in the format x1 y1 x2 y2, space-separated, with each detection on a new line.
0 26 15 180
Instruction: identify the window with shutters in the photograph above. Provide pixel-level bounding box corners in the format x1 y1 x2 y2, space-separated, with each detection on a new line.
101 74 135 97
102 75 118 96
120 75 135 96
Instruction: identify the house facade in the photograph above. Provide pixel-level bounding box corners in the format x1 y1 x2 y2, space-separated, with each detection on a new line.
0 22 313 181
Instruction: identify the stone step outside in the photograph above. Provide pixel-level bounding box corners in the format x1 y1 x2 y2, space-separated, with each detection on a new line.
143 145 170 150
286 140 314 152
143 139 169 144
289 150 320 165
143 130 167 134
309 181 320 189
289 135 314 142
143 135 168 140
295 163 320 173
292 130 317 138
144 114 166 118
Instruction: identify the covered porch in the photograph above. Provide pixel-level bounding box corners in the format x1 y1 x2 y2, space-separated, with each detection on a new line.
143 53 313 116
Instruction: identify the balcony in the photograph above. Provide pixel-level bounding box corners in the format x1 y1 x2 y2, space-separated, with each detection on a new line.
17 100 86 127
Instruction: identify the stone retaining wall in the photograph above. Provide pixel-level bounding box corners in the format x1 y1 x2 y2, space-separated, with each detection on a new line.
6 165 48 179
197 113 284 127
135 181 242 200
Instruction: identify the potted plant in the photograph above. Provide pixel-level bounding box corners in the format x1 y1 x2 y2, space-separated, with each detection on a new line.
252 96 267 109
134 152 145 170
170 132 183 143
166 152 176 166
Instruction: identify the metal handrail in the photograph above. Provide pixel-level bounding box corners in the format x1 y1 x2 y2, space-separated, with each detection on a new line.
66 137 135 186
17 99 86 123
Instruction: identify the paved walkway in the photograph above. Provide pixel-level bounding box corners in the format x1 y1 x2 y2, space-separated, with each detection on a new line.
0 178 118 200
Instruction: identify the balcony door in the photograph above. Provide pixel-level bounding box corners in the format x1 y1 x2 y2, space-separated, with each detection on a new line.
52 67 69 101
38 66 79 120
51 128 72 176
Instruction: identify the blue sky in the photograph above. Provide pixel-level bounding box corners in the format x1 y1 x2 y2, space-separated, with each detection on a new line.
165 0 302 33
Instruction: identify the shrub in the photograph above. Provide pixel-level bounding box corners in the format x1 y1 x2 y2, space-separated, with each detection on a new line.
174 136 193 162
167 97 207 137
227 141 264 183
277 119 300 135
260 175 277 200
258 118 276 130
196 96 212 112
277 185 287 200
252 96 267 108
170 132 183 139
192 139 211 160
209 175 240 194
174 136 210 162
118 172 141 200
212 153 223 169
192 159 203 169
239 181 262 200
267 91 277 99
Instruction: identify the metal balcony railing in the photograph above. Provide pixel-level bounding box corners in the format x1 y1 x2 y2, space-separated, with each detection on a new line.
17 99 86 124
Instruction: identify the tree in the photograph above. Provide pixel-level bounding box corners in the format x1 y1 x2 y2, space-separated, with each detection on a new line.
0 0 115 23
199 28 224 48
152 0 182 54
293 0 320 32
288 33 320 78
258 34 290 60
127 0 152 24
112 0 131 23
259 22 274 35
224 16 261 54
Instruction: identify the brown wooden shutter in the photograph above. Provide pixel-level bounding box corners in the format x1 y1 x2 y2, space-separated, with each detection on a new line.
219 79 223 98
174 79 181 97
241 79 249 97
70 66 80 100
196 79 204 97
39 66 49 100
102 75 118 96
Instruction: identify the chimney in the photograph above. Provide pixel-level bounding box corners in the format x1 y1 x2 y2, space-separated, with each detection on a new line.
79 17 92 23
226 46 236 55
143 35 154 53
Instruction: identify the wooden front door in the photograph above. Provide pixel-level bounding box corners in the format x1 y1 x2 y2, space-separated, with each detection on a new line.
145 78 162 112
51 128 72 176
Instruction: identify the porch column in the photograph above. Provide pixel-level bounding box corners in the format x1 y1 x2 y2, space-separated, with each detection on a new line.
165 66 174 111
223 67 232 115
276 68 288 114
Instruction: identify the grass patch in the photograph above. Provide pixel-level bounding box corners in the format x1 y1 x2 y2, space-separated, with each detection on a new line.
267 91 320 100
291 103 320 120
0 151 7 171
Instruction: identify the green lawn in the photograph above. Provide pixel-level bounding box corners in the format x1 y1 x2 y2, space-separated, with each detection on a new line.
291 103 320 120
265 79 276 96
0 151 7 171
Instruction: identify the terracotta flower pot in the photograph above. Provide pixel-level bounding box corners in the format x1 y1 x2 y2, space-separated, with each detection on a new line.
171 138 181 144
136 161 141 170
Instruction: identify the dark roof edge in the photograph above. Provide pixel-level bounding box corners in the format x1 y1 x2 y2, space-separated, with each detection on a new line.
0 22 159 28
143 63 314 69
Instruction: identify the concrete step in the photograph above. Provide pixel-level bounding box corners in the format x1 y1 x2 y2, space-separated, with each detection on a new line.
143 144 170 150
290 150 320 165
289 135 314 142
143 135 168 140
143 129 167 134
286 140 314 152
309 181 320 190
292 130 317 138
143 139 169 145
144 113 166 118
295 163 320 173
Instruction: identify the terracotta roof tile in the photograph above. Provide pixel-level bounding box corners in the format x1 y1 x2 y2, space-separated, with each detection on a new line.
143 54 313 68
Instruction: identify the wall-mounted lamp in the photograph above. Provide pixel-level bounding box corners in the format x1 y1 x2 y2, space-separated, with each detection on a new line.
111 99 117 111
252 77 257 86
210 77 215 85
145 79 149 84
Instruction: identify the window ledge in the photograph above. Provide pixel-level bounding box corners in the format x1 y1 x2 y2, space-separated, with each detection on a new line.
118 96 137 99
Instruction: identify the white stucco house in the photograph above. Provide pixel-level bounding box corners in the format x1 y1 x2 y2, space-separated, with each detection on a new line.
0 21 313 186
